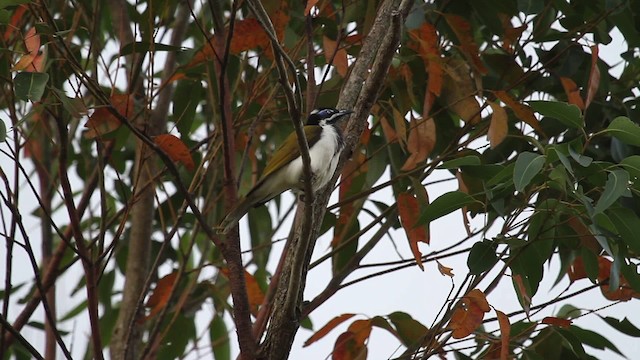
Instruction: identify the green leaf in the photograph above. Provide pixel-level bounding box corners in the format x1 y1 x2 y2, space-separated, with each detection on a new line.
528 100 583 128
556 328 587 359
418 191 477 224
605 116 640 147
568 145 593 167
209 314 230 360
173 80 202 137
600 316 640 337
467 240 498 275
594 170 629 214
569 325 623 355
120 41 186 56
513 152 545 192
621 155 640 180
387 312 428 349
0 118 6 142
247 205 272 271
0 0 30 10
607 207 640 253
14 72 49 102
437 155 481 169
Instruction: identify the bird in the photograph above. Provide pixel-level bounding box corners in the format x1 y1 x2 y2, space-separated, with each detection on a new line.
217 107 353 234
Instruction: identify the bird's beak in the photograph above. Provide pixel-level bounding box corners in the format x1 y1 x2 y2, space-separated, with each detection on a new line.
337 109 353 120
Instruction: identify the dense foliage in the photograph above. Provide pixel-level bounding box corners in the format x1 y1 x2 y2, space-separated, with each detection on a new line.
1 0 640 359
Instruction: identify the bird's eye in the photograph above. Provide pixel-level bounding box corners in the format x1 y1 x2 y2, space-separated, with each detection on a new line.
319 109 335 117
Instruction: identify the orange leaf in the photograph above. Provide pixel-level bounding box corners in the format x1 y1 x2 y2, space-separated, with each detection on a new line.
230 18 268 54
12 28 42 72
154 134 195 171
443 14 487 74
85 93 134 139
560 77 585 110
398 192 429 270
488 101 508 148
219 268 265 315
585 45 600 111
347 319 373 346
449 289 490 338
437 260 454 277
332 331 368 360
542 316 572 328
304 0 320 16
496 310 511 360
144 271 179 322
495 90 544 135
401 115 436 171
408 22 443 97
24 27 40 54
3 5 27 42
322 36 349 77
304 313 356 347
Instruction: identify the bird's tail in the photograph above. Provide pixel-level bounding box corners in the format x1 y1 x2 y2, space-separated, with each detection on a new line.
217 196 254 234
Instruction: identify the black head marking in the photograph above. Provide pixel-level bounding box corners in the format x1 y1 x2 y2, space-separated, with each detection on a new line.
307 108 352 126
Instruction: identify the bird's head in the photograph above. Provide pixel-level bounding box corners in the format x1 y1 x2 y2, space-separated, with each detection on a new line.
307 108 353 126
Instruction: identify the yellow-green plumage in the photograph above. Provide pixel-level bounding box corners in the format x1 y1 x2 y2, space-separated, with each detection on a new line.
217 108 351 234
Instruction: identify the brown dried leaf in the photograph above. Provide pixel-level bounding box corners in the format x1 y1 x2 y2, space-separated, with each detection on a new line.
401 115 436 171
444 14 487 74
323 36 349 77
440 58 481 124
585 45 600 110
494 90 544 135
488 101 508 148
496 310 511 360
398 192 430 270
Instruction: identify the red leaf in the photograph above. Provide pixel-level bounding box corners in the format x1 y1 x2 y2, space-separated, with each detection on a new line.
585 45 600 111
542 316 572 328
305 314 356 347
154 134 195 171
397 192 429 270
496 310 511 360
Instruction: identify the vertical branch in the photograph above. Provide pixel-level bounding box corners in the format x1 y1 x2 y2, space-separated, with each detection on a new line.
208 0 257 358
52 112 104 360
257 0 410 358
108 0 153 356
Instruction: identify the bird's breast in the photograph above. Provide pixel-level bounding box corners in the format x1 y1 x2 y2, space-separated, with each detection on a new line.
283 125 343 192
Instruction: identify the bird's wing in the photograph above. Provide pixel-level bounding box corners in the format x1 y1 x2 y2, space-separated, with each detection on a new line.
259 125 320 180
